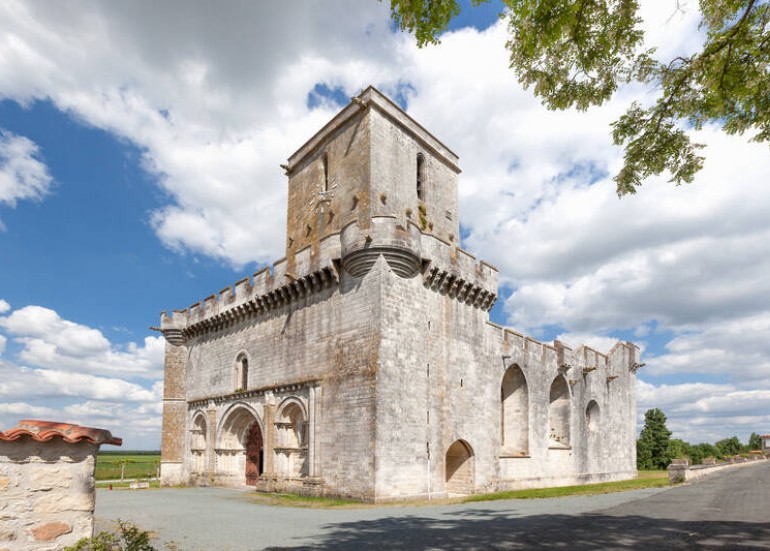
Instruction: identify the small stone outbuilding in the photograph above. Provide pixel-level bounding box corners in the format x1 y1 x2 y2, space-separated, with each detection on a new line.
0 420 122 550
158 86 641 501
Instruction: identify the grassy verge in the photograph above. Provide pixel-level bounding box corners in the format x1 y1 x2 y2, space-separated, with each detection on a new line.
464 471 669 503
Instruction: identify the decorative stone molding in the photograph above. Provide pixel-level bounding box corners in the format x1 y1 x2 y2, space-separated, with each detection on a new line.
160 328 186 346
188 380 320 407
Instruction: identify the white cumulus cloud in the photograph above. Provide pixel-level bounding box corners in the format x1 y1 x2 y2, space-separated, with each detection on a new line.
0 305 164 378
0 129 52 210
0 303 163 446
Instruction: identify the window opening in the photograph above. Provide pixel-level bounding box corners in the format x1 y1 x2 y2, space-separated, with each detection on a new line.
322 153 329 192
235 354 249 391
241 357 248 390
416 153 425 200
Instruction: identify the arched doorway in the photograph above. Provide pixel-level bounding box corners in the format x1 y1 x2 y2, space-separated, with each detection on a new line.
245 422 263 486
445 440 474 495
216 403 263 485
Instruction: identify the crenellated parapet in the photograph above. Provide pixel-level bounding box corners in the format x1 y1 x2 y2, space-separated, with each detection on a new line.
160 213 501 342
159 251 340 342
491 325 640 380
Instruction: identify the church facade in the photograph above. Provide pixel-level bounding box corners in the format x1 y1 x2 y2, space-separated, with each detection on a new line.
158 86 641 501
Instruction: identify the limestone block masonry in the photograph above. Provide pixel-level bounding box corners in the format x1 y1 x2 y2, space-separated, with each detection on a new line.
0 420 122 550
158 86 641 501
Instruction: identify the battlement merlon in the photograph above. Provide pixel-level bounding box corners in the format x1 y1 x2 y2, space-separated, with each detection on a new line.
284 86 460 174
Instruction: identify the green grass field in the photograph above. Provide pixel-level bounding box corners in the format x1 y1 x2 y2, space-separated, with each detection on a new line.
95 452 160 481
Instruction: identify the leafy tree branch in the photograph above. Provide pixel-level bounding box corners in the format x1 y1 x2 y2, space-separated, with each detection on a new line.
385 0 770 195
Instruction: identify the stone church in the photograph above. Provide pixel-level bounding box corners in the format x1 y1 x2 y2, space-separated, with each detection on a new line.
158 86 641 501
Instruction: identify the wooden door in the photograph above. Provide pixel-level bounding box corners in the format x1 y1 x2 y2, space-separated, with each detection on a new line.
245 423 263 486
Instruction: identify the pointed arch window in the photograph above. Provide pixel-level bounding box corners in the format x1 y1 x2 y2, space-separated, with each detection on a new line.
416 153 425 201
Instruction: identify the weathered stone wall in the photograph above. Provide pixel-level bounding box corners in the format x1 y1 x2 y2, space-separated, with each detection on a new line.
375 246 637 499
375 253 499 499
0 438 97 550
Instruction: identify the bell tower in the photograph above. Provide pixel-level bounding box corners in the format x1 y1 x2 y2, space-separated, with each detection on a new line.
281 86 461 276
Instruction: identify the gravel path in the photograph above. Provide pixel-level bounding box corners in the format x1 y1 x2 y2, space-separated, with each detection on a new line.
94 461 770 550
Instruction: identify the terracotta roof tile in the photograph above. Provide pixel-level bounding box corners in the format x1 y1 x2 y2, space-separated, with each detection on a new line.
0 419 122 446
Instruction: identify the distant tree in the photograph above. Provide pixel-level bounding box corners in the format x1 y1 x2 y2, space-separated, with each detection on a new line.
386 0 770 195
748 432 763 451
637 408 672 469
667 438 689 461
715 436 743 458
693 442 719 463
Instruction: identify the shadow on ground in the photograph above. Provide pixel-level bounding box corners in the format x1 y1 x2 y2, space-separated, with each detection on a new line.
267 511 770 550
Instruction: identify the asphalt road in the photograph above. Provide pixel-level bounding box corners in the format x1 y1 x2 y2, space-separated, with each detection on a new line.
94 461 770 550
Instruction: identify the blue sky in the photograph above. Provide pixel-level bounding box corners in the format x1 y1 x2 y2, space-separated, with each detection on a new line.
1 1 769 449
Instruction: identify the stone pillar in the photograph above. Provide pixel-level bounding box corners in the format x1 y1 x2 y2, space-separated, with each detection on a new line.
308 386 316 477
160 336 188 486
668 458 689 483
263 404 276 477
207 404 217 475
0 420 121 550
